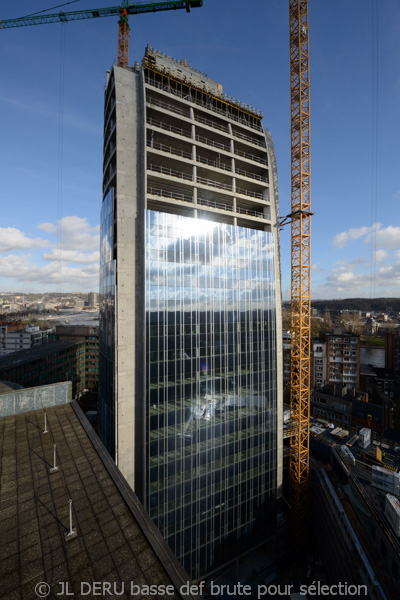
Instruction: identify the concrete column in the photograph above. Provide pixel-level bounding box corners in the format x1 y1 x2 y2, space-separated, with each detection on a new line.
228 124 234 157
193 183 198 218
109 66 146 495
264 128 283 499
231 159 236 196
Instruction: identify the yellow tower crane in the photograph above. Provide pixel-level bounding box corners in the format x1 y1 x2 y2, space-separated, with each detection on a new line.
3 0 310 545
0 1 203 69
117 1 130 69
289 0 311 543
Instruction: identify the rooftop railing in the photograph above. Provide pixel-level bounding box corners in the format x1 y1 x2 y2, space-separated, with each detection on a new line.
146 187 267 221
197 175 232 192
197 196 266 219
195 133 229 152
148 163 192 181
148 160 266 200
147 185 193 204
234 147 267 165
233 129 265 148
236 187 264 200
194 113 229 134
147 140 192 160
144 74 264 132
147 139 232 173
235 167 268 183
147 95 190 118
196 154 231 172
147 116 191 139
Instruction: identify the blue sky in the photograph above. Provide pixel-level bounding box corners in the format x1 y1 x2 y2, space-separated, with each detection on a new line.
1 0 399 298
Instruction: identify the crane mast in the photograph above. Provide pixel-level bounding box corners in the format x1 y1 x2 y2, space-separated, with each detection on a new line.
118 2 130 68
289 0 311 541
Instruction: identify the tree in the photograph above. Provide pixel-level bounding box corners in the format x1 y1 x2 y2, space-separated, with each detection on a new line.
323 310 332 331
310 317 322 338
282 307 291 331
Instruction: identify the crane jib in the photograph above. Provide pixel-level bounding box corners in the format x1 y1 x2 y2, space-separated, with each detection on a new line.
0 1 203 29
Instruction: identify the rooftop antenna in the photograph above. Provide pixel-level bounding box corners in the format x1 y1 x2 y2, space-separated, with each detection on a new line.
50 444 59 473
65 499 77 541
42 412 49 435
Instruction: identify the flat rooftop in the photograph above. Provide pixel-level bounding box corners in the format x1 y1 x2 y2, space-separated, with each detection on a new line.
0 340 82 370
0 402 201 599
309 418 400 551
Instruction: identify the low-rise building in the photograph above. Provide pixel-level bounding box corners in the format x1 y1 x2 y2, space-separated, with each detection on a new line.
310 383 390 436
311 384 365 428
0 340 89 398
360 363 395 400
0 323 53 356
53 325 99 391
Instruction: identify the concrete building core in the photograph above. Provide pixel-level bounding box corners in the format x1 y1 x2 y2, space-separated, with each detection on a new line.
99 46 283 579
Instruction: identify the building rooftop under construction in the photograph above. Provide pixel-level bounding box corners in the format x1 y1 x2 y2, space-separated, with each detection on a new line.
99 45 283 579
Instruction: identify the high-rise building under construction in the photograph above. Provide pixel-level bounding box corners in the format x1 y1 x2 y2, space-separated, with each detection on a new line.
99 46 283 579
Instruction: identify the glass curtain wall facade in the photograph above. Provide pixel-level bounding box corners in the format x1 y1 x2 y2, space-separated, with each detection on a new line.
146 210 278 578
99 188 116 454
100 48 283 582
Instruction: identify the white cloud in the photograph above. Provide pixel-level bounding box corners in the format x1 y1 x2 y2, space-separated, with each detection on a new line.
335 270 355 283
333 224 377 248
59 216 100 251
0 216 100 291
319 266 370 296
333 223 400 251
314 257 400 298
335 257 367 266
43 249 100 264
0 253 99 288
38 222 57 234
311 262 323 272
38 216 99 251
374 249 388 264
0 227 48 253
374 226 400 250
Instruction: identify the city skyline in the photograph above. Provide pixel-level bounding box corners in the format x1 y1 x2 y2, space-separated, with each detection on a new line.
1 0 399 298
